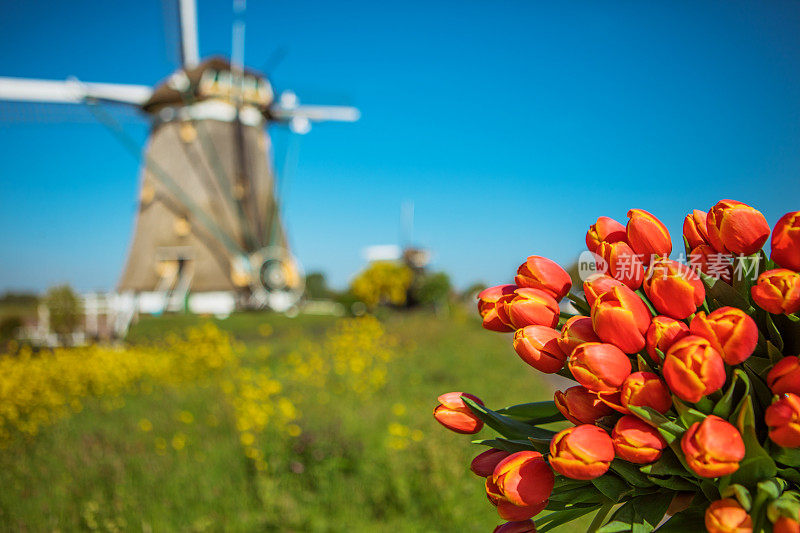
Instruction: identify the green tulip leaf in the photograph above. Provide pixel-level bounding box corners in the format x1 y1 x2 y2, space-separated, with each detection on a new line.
596 500 636 533
645 475 697 491
698 271 750 311
566 292 592 316
712 369 748 420
626 405 685 444
700 479 721 502
639 449 693 477
778 467 800 483
537 505 603 533
721 483 753 511
637 354 655 373
495 401 565 424
766 313 785 352
772 445 800 468
654 504 707 532
672 397 706 427
592 472 634 502
462 396 555 440
610 459 655 488
724 395 777 486
471 437 541 454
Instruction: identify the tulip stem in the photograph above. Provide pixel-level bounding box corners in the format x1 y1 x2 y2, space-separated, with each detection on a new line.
587 501 614 532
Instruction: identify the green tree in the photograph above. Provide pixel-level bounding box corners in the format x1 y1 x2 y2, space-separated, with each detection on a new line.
411 271 452 308
44 285 82 344
305 272 333 300
350 262 413 308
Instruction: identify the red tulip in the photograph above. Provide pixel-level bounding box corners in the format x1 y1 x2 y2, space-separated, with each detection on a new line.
642 258 705 319
515 255 572 301
583 273 626 308
766 393 800 448
493 520 537 533
471 448 512 477
591 285 651 354
497 288 560 329
662 335 726 403
620 371 672 414
549 425 615 480
751 269 800 315
586 216 627 253
681 415 745 478
558 316 600 356
775 515 800 533
706 199 770 255
595 389 628 414
478 284 517 332
626 209 672 265
554 386 614 425
596 240 645 290
433 392 484 434
513 325 566 374
689 306 758 365
568 342 632 393
683 209 711 249
486 451 554 521
768 357 800 396
645 315 690 364
688 244 733 283
705 498 753 533
772 211 800 271
612 415 667 464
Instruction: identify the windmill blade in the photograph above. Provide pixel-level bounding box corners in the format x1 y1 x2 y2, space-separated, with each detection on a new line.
177 0 200 68
269 103 361 123
0 77 151 106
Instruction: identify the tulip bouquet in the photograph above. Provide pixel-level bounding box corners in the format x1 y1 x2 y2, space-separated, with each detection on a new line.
434 202 800 532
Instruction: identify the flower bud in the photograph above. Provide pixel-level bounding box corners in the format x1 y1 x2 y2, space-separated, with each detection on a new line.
586 216 627 253
626 209 672 265
774 515 800 533
663 335 726 403
705 498 753 533
596 389 628 414
558 316 600 356
596 241 645 290
433 392 484 434
554 386 613 425
493 520 537 533
689 306 758 365
642 258 705 319
486 451 554 521
772 211 800 272
471 448 511 477
513 325 566 374
497 288 560 329
591 285 651 354
621 371 672 414
683 209 711 249
568 342 632 393
515 256 572 301
768 357 800 396
478 284 517 332
689 244 733 283
751 269 800 315
583 273 626 307
706 199 770 255
549 425 614 480
681 415 745 478
766 393 800 448
612 415 667 464
645 315 690 364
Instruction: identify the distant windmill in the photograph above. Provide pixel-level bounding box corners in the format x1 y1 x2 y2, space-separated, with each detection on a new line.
0 0 359 319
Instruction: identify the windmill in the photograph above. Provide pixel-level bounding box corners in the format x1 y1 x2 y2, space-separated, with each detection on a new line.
0 0 358 322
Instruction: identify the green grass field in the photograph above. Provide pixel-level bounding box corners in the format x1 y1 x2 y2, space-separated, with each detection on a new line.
0 309 586 532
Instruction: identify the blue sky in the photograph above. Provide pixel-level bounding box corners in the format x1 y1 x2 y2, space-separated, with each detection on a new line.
1 0 800 292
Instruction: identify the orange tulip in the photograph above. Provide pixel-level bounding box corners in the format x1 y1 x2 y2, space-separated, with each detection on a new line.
471 448 511 477
515 255 572 301
586 216 627 253
768 357 800 396
595 389 628 414
478 284 517 332
493 520 537 533
568 342 632 393
751 269 800 315
558 316 600 356
626 209 672 265
433 392 484 434
772 211 800 271
689 306 758 365
683 209 711 250
705 498 753 533
591 285 651 354
662 335 726 403
645 315 690 364
486 451 554 521
513 325 566 374
689 243 733 283
612 415 667 464
554 386 614 425
681 415 745 478
596 240 645 290
620 371 672 414
497 288 560 329
549 425 614 480
583 273 627 307
775 515 800 533
766 393 800 448
642 258 705 319
706 199 770 255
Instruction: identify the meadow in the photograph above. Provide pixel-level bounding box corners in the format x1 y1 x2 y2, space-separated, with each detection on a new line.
0 309 575 532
